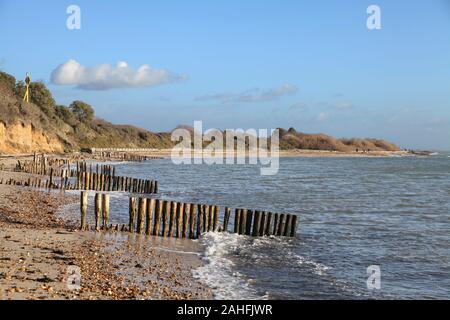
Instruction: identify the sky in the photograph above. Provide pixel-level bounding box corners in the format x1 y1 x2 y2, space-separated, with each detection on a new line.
0 0 449 150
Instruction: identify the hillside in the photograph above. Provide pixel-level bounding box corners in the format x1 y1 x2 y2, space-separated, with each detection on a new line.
0 71 174 153
0 71 400 153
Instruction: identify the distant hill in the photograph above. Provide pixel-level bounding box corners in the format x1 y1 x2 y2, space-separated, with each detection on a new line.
0 71 400 153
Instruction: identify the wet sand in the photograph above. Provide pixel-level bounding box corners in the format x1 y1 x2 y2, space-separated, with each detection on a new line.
0 169 212 300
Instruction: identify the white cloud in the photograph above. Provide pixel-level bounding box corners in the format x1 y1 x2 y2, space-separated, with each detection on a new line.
196 84 298 104
50 59 186 90
317 112 330 121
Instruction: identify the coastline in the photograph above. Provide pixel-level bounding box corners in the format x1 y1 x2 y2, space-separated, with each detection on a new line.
0 169 212 300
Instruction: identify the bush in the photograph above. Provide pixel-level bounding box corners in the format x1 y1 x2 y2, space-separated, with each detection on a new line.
0 71 16 92
69 100 94 122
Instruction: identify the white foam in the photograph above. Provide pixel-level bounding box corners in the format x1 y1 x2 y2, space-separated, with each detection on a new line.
193 232 268 300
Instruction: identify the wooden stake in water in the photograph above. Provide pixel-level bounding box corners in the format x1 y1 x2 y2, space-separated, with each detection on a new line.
290 215 298 237
189 203 197 239
284 214 292 237
252 210 261 237
197 204 204 238
234 209 241 234
129 197 137 233
223 207 231 232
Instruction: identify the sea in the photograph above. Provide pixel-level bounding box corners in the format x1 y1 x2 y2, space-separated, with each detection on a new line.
65 153 450 299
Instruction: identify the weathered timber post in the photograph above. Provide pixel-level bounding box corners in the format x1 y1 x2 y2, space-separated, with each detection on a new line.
259 212 267 236
196 204 204 238
272 213 279 235
223 207 231 232
252 210 262 237
234 209 241 234
94 193 103 231
213 205 219 231
277 214 286 236
129 197 137 233
183 203 190 238
136 197 147 234
162 200 171 237
80 191 88 231
245 210 254 236
239 209 247 235
102 194 110 229
189 203 197 239
284 214 292 237
145 198 155 235
290 215 298 237
168 201 177 237
265 212 273 236
153 199 163 236
176 202 184 238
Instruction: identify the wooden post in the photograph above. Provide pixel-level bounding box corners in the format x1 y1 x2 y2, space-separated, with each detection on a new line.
284 214 292 237
259 212 267 236
168 201 177 237
208 205 215 232
252 210 261 237
94 193 102 231
272 213 279 235
213 205 219 231
290 215 298 237
277 214 286 236
203 205 209 233
162 201 170 237
223 207 231 232
145 198 155 235
137 198 147 234
239 209 247 235
245 210 253 235
189 203 196 239
80 191 88 231
183 203 190 238
153 199 163 236
176 202 184 238
264 212 273 236
102 194 110 229
129 197 137 233
234 209 241 234
49 168 54 188
196 204 204 238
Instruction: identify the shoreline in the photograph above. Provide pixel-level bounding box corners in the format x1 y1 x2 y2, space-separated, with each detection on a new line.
0 169 212 300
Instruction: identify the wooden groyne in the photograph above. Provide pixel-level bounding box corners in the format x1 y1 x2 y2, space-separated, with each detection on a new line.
11 159 158 195
79 193 298 239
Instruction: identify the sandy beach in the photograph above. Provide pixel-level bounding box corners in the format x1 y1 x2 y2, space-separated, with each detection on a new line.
0 166 212 300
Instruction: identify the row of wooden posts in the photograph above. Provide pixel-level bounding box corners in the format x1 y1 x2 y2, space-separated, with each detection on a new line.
80 193 298 239
94 152 158 162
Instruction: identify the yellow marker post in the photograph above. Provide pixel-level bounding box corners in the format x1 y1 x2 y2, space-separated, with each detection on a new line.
23 72 31 102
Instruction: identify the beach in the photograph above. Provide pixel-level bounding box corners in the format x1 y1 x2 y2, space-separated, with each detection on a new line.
0 165 212 300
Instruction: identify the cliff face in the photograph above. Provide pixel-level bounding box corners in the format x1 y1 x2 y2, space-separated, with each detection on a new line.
0 122 64 153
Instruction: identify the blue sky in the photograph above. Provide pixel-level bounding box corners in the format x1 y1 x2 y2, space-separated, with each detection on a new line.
1 0 449 150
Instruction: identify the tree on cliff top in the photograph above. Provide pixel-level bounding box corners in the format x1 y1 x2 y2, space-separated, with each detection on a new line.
69 100 94 122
